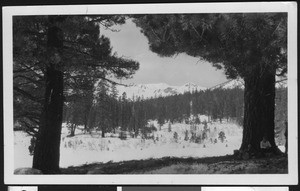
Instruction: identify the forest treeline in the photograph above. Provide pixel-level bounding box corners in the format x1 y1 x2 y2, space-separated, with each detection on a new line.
60 82 287 140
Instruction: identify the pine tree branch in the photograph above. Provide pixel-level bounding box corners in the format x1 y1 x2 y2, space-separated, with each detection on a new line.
64 45 138 72
149 26 162 42
190 23 203 41
13 86 43 103
13 74 43 85
14 62 45 79
275 78 287 83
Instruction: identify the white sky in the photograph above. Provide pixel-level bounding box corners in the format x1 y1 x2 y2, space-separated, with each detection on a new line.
101 19 228 88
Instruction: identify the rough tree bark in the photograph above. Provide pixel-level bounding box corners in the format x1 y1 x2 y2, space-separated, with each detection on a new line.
32 67 64 173
32 16 64 173
240 65 277 152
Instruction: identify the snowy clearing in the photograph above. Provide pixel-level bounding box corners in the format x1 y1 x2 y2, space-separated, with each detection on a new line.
14 118 284 170
14 118 241 169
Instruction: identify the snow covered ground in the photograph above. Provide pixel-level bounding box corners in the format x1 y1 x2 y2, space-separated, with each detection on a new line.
14 117 283 170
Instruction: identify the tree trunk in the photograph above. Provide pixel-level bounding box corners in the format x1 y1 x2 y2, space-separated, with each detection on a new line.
33 16 64 173
101 125 106 138
84 104 92 132
69 124 76 137
32 67 63 173
240 66 276 152
284 120 288 155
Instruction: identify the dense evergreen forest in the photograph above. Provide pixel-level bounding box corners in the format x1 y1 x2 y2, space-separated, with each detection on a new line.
61 83 287 141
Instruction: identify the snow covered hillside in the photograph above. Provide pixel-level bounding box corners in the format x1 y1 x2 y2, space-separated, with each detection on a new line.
209 77 287 90
14 116 243 169
209 79 244 90
116 82 206 99
109 77 286 100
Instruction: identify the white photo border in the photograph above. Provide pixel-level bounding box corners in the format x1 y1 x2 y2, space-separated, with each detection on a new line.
3 2 298 185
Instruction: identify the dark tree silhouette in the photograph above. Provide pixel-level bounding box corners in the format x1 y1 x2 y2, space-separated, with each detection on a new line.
13 15 139 173
133 13 287 152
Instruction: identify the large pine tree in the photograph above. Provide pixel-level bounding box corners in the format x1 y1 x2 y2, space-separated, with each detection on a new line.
13 15 139 173
133 13 287 152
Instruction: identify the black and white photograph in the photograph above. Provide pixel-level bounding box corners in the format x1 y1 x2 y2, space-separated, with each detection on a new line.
3 2 298 184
